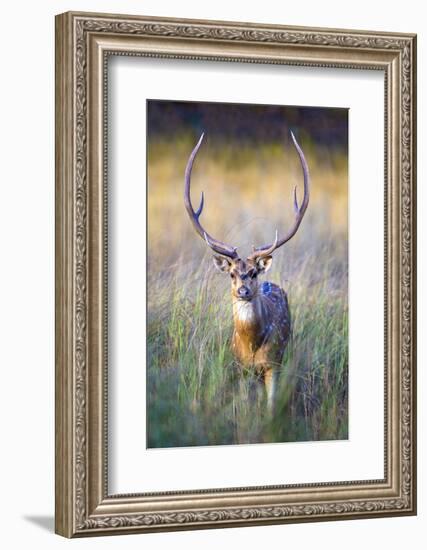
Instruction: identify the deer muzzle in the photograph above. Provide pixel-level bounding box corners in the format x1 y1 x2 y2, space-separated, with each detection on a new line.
237 286 251 299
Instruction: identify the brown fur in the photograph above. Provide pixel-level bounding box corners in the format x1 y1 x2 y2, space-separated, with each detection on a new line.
232 283 290 372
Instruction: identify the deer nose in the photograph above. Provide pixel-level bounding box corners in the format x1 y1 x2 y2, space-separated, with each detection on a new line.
238 286 250 297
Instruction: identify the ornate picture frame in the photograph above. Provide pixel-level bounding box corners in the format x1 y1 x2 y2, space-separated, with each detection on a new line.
55 11 417 537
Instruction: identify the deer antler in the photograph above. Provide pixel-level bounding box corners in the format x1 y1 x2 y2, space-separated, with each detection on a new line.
184 133 238 259
248 131 310 262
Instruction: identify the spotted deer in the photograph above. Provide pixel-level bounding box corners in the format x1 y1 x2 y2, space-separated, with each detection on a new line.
184 131 310 410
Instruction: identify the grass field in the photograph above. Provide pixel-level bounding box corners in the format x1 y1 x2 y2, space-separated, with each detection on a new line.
146 134 348 448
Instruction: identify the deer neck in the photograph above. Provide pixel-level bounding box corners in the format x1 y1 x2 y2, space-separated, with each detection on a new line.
232 292 268 342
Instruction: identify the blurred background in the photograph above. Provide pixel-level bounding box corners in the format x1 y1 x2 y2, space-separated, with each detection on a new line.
147 100 348 448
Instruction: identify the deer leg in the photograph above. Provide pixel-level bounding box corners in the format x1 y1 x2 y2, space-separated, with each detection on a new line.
246 374 263 408
264 368 278 414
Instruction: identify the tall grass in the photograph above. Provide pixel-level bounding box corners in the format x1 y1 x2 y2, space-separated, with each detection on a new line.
147 136 348 448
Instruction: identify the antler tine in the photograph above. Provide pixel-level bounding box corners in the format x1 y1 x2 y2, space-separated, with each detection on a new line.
249 130 310 261
204 232 237 256
184 133 238 259
250 230 278 260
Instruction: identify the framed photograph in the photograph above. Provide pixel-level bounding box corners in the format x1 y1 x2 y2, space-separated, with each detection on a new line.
55 11 417 537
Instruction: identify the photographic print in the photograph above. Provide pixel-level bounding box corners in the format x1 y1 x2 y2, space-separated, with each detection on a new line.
147 100 349 448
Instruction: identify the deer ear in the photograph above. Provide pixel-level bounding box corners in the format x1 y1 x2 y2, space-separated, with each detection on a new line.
256 255 273 274
213 255 232 273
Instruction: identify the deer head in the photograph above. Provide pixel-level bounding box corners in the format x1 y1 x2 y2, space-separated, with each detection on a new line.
184 131 310 302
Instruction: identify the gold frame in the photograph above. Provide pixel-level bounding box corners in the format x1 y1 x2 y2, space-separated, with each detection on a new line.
55 11 417 537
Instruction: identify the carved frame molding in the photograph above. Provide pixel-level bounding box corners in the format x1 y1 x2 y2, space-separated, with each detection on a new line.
55 11 416 537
